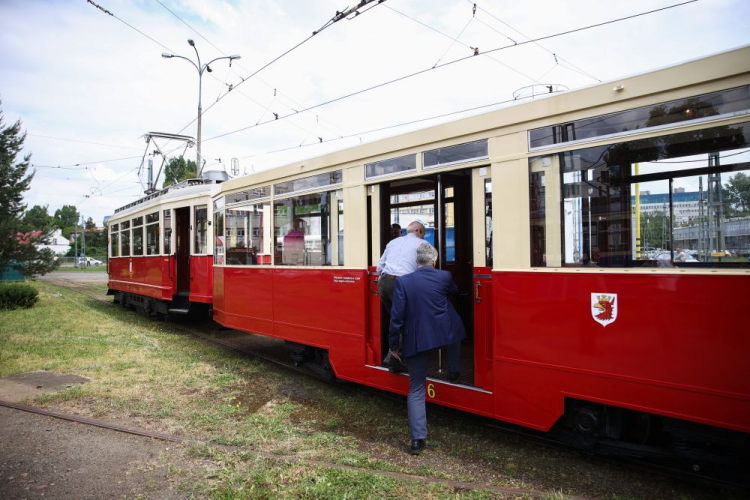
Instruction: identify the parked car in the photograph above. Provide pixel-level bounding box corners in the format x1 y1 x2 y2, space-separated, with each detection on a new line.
78 257 103 267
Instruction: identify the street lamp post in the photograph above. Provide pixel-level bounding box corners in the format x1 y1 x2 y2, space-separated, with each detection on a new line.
162 40 240 175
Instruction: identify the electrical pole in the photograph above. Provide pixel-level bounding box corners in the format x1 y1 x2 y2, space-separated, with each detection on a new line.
81 215 86 264
74 220 78 268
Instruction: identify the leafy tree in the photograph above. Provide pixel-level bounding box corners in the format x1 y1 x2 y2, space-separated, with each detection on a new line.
54 204 80 232
22 204 56 233
0 100 59 277
725 172 750 214
85 216 96 230
640 211 672 250
163 157 197 188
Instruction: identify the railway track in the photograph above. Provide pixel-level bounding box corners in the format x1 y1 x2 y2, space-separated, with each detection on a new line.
44 278 749 493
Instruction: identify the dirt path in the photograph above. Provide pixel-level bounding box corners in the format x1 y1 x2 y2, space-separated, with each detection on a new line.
0 406 185 499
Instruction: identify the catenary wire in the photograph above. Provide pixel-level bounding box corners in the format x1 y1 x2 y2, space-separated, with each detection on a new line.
469 0 602 82
206 0 696 143
384 5 539 83
27 134 143 151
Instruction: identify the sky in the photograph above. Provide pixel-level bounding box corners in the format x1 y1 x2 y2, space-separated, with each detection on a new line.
1 0 748 226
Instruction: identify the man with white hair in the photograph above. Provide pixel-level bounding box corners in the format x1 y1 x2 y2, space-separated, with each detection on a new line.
389 242 465 455
377 220 426 369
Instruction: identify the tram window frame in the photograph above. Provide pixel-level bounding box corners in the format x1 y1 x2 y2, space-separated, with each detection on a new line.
145 212 159 256
110 223 119 258
529 85 750 150
223 201 273 266
163 209 172 255
214 201 224 265
529 120 750 269
132 216 144 256
273 189 342 267
194 205 208 255
423 139 489 170
365 154 417 180
120 220 130 257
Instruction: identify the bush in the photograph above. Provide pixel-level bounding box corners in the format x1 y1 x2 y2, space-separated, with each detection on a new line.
0 283 39 310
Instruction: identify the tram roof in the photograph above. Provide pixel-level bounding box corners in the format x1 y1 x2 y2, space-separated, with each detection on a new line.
111 179 219 220
219 44 750 195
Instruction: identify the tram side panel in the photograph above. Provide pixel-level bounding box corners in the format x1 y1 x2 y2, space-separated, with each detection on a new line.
108 256 175 301
492 271 750 434
189 256 214 303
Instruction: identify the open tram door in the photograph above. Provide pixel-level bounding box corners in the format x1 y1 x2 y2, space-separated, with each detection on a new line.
367 166 494 391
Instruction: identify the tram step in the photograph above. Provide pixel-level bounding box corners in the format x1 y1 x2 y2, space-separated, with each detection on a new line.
168 308 190 315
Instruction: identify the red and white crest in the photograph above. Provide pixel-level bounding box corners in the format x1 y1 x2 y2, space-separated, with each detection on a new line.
591 293 618 327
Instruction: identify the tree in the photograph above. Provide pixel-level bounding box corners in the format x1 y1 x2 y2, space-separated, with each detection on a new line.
85 216 96 230
163 157 197 188
0 100 59 277
22 204 56 234
726 172 750 214
54 204 80 231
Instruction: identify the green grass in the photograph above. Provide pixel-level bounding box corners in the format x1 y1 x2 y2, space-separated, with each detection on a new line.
0 281 739 500
55 265 107 272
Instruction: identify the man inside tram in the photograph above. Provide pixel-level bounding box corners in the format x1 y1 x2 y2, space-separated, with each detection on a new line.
377 220 426 369
390 223 402 240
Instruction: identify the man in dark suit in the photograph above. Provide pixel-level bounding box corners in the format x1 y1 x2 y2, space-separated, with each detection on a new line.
389 242 465 455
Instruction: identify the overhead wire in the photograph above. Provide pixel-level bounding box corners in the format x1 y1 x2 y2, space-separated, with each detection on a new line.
206 0 697 143
384 4 539 83
167 2 387 138
241 91 559 162
152 0 345 139
469 0 602 82
27 134 143 151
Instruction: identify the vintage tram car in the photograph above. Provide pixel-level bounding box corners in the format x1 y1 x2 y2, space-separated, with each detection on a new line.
109 46 750 469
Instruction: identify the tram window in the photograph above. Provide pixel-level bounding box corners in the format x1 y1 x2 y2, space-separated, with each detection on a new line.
146 212 159 256
214 209 224 264
529 85 750 149
485 179 493 267
338 199 344 266
424 139 488 169
194 205 208 255
365 154 416 179
274 170 342 196
529 120 750 268
120 224 130 257
224 203 272 265
274 190 338 266
163 210 172 255
132 221 144 256
110 225 119 258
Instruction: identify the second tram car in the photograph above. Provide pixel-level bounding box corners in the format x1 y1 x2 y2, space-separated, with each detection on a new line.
107 179 219 316
109 46 750 468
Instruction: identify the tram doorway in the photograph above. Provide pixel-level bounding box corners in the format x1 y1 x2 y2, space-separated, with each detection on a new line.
374 168 480 386
174 207 191 294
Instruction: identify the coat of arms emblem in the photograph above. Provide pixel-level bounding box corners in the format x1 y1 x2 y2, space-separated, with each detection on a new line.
591 293 617 327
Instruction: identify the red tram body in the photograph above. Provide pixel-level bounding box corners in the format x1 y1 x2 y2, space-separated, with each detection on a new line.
110 47 750 468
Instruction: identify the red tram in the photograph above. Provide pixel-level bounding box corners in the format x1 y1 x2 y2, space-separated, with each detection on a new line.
109 46 750 469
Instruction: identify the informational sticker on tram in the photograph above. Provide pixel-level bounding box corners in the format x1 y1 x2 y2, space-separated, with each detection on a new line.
333 276 361 284
591 293 617 327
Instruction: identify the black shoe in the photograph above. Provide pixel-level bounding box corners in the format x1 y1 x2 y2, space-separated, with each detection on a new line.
384 352 408 373
449 371 460 383
410 439 426 455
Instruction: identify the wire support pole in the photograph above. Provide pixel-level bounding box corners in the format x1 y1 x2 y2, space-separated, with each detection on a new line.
162 40 241 176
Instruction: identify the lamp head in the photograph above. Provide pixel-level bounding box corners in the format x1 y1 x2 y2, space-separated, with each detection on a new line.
229 55 241 60
187 39 195 47
161 53 174 58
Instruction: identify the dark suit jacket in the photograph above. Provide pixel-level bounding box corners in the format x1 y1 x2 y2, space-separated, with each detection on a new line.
389 266 466 358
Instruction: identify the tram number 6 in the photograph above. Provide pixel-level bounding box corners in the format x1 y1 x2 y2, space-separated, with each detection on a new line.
427 383 436 399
